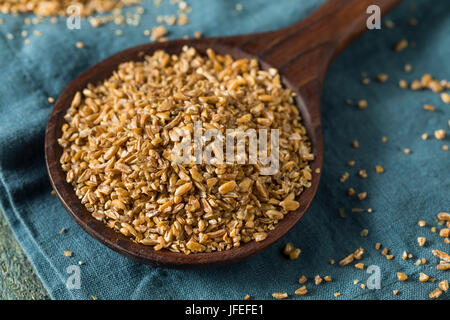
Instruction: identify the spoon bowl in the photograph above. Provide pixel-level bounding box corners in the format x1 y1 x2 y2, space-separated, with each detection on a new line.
45 0 400 268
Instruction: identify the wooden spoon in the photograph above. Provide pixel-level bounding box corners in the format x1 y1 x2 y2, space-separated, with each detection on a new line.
45 0 401 268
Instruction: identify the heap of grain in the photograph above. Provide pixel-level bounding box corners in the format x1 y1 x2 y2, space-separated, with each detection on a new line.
58 46 313 254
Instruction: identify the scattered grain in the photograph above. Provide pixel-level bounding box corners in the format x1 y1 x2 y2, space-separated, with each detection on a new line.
437 212 450 221
397 272 408 281
358 100 368 109
355 263 364 270
440 229 450 238
439 280 449 292
441 93 450 104
432 249 450 262
283 242 294 256
399 80 408 88
358 170 368 178
177 13 189 25
419 272 429 282
151 25 168 41
385 20 395 28
272 292 288 299
0 0 139 17
376 74 388 83
418 220 426 227
295 286 308 296
410 80 422 90
64 250 73 257
299 275 307 284
437 262 450 271
394 39 408 52
434 129 446 140
423 104 435 112
340 172 349 183
358 192 367 201
429 288 443 299
417 237 426 247
402 251 408 260
289 248 301 260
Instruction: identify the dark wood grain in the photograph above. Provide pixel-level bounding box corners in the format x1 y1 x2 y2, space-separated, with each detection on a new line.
45 0 401 268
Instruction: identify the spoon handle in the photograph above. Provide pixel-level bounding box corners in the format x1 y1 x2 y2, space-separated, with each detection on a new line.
228 0 402 90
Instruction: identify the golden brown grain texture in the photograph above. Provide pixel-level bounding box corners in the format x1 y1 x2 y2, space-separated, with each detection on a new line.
0 0 140 16
57 46 313 254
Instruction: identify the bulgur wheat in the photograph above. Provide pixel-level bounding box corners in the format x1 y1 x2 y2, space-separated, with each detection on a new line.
58 46 313 254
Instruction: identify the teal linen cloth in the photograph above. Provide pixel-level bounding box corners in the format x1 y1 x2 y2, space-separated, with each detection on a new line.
0 0 449 300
